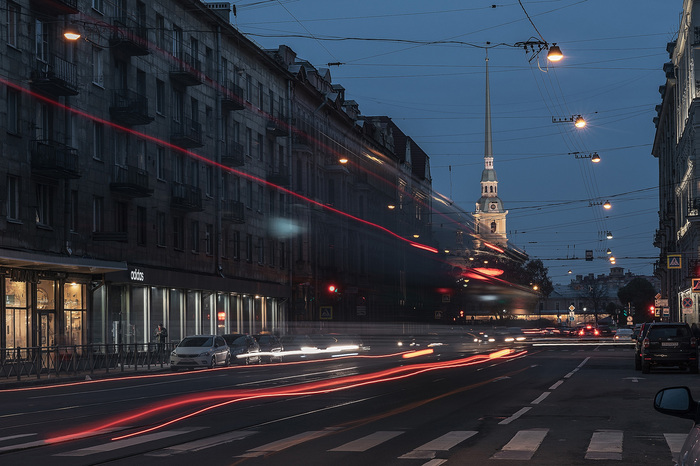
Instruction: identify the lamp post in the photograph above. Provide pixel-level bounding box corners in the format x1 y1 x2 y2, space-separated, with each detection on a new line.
570 151 600 163
589 200 611 209
553 115 586 128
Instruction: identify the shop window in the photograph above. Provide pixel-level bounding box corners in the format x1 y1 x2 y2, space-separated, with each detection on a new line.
5 278 30 354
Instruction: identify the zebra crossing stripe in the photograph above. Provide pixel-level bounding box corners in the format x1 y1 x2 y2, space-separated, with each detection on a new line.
239 429 338 457
330 431 403 452
490 428 548 460
585 430 623 460
145 430 258 457
54 428 204 457
664 433 687 463
399 431 478 459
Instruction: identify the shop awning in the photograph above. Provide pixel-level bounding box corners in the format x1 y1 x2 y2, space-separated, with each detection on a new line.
0 248 128 274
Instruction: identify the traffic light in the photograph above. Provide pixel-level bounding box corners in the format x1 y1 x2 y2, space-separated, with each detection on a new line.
327 284 339 293
649 305 655 315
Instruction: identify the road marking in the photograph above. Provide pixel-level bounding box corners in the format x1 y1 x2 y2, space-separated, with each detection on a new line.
491 428 548 460
330 431 403 452
55 428 204 457
549 380 564 390
145 430 258 457
531 392 550 405
399 431 478 459
499 407 532 425
0 433 36 443
239 429 336 457
585 430 622 460
664 432 687 463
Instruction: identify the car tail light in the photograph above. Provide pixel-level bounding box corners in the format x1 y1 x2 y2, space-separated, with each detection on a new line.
594 330 599 336
643 338 649 348
579 330 584 336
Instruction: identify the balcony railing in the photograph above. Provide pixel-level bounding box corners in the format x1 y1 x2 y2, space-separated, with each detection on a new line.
110 165 152 198
30 55 79 96
30 0 78 15
110 16 150 56
266 168 290 187
171 183 203 211
221 81 245 111
110 89 153 126
170 52 203 86
221 141 245 167
171 117 204 148
222 199 245 223
30 139 81 179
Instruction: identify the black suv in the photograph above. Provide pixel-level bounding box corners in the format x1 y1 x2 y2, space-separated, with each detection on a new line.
639 322 698 374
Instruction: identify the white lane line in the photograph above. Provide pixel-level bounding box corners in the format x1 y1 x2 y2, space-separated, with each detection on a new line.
585 430 623 460
55 428 204 457
330 431 403 452
421 460 447 466
146 430 258 457
549 380 564 390
531 392 550 405
490 428 548 460
664 433 687 464
0 433 36 443
564 368 578 378
499 407 532 425
399 431 478 459
0 428 123 454
239 429 336 457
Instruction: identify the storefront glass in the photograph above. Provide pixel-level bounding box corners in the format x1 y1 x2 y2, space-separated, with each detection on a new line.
201 292 213 335
168 289 182 341
216 293 228 334
151 287 168 342
5 278 30 354
63 282 86 347
186 291 200 336
130 286 147 346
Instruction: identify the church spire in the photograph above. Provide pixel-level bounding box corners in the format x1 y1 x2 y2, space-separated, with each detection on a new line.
485 52 493 161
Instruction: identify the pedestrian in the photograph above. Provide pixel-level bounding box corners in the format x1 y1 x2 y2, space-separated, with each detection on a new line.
155 324 167 361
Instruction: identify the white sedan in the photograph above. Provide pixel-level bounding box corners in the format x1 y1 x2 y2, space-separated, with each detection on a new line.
170 335 230 371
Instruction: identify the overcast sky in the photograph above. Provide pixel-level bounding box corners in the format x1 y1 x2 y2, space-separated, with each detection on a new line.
230 0 681 285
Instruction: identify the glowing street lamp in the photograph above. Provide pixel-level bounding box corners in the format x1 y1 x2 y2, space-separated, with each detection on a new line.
547 44 563 62
603 201 611 209
64 27 81 41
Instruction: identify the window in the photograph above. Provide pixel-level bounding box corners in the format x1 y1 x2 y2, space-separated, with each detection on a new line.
279 193 285 217
246 128 252 157
7 88 19 135
232 230 240 260
156 147 165 180
245 180 253 209
205 224 213 255
69 190 78 232
7 3 18 48
205 164 213 197
136 206 147 246
7 176 19 221
258 83 264 109
156 212 166 246
156 14 165 49
172 25 183 59
257 237 264 264
173 89 183 123
268 239 276 266
115 201 128 233
93 196 104 233
257 185 264 212
205 47 213 77
222 228 229 259
191 220 199 253
136 139 146 170
245 74 252 102
35 19 48 63
156 79 165 114
206 106 213 136
279 242 285 269
92 0 104 13
257 133 264 161
93 122 103 160
246 234 253 262
173 216 184 250
328 179 335 206
114 133 127 167
269 189 275 214
35 184 52 227
92 47 104 87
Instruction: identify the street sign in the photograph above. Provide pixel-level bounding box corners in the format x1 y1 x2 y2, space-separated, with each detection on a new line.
626 316 633 323
668 254 682 269
683 297 694 308
693 279 700 292
320 306 333 320
663 308 670 316
655 298 668 308
569 305 575 312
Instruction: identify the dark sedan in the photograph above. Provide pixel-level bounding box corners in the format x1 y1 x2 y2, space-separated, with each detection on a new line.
254 333 284 363
222 334 262 365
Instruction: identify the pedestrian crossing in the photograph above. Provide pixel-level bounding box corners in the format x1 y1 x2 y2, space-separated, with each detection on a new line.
2 425 685 463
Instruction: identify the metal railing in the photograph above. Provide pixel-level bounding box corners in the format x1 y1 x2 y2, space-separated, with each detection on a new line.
0 343 175 381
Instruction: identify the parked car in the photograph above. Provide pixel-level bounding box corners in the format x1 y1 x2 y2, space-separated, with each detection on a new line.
222 334 262 365
639 322 698 374
170 335 230 371
254 333 284 363
654 386 700 465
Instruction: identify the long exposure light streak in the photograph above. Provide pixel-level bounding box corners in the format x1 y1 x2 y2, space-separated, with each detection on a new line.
0 76 436 253
43 348 525 444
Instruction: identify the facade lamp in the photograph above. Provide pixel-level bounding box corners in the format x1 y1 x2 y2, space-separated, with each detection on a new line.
64 27 81 41
387 204 396 210
547 44 563 62
603 200 611 209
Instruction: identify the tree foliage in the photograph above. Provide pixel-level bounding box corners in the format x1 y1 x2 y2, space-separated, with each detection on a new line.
617 277 657 320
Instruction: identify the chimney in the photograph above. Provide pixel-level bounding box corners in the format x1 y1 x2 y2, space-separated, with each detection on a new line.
205 2 231 21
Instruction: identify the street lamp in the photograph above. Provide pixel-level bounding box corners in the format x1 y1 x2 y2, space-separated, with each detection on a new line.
589 200 611 209
63 26 81 41
571 151 600 163
552 114 586 128
603 201 611 209
547 44 563 62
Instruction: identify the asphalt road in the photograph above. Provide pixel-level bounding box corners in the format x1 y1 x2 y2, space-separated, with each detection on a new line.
0 336 695 465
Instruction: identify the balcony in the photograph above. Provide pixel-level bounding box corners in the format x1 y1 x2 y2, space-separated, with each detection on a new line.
221 141 245 168
170 52 203 87
30 56 79 97
110 90 153 126
266 168 290 187
30 0 78 15
171 117 204 148
266 119 287 138
221 81 245 111
30 140 81 179
222 199 245 223
109 16 150 57
110 165 152 198
171 183 203 212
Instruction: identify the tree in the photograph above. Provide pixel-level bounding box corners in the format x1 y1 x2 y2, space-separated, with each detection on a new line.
524 259 554 298
617 278 657 323
581 278 609 323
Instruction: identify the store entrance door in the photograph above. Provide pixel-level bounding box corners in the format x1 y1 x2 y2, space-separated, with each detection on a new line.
40 312 55 368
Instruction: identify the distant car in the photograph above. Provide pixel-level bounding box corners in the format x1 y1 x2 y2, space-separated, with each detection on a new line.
254 333 284 363
170 335 230 371
639 322 698 374
614 328 634 340
222 334 262 365
577 324 600 337
654 386 700 465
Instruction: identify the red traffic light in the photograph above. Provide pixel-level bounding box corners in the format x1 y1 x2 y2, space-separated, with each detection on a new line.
649 305 655 314
328 284 338 293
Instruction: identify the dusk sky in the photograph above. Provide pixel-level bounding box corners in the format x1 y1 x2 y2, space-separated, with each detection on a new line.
231 0 681 284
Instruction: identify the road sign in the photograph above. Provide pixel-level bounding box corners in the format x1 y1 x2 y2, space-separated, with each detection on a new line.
569 305 575 312
663 308 670 316
683 297 694 308
627 316 633 323
655 298 668 308
668 254 682 269
320 306 333 320
693 279 700 292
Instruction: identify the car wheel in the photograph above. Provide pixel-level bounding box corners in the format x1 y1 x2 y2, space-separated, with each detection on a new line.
208 357 215 369
224 354 231 366
634 355 641 371
641 361 651 374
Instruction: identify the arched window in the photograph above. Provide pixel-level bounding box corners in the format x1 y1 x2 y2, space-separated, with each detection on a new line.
490 186 494 193
490 221 497 233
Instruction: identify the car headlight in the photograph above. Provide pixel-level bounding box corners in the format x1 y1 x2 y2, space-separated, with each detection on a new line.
199 350 213 357
170 351 177 357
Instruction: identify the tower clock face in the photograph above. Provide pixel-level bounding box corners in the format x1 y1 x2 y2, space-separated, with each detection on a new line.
489 203 497 210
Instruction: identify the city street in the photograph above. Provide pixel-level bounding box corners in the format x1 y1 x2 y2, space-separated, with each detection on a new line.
0 335 693 465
